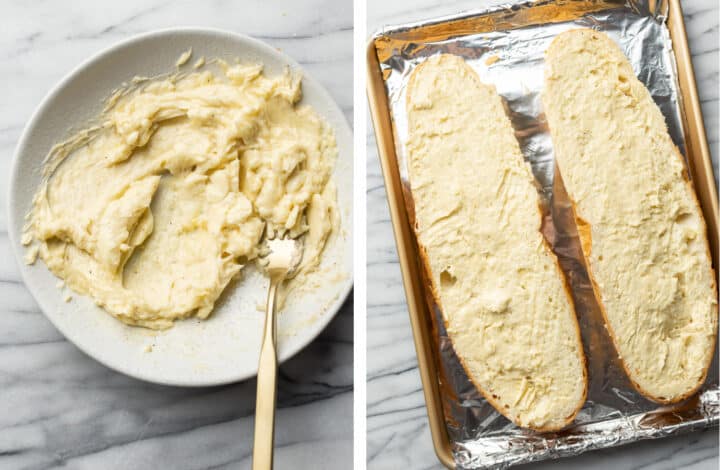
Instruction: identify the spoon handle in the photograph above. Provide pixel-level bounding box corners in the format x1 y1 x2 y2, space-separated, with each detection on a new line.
252 278 280 470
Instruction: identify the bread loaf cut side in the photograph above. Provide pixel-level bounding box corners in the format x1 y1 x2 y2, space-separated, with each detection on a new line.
543 29 718 403
406 54 587 431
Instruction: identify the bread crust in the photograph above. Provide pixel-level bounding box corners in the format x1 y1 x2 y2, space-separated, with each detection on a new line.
406 57 587 432
546 29 718 404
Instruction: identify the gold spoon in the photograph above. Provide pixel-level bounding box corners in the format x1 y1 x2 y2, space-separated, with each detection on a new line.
252 235 303 470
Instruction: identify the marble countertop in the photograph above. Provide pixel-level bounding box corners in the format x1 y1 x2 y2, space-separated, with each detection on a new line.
366 0 719 468
0 1 352 469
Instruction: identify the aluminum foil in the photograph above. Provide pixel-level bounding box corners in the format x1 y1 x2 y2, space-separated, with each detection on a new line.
372 1 719 468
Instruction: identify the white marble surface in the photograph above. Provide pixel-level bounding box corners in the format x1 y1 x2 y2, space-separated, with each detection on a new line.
366 0 719 468
0 1 352 469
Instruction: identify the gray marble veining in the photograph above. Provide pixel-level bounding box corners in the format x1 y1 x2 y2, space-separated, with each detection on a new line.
0 1 352 469
366 0 719 468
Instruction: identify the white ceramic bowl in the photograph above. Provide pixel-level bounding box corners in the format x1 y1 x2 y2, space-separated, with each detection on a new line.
7 28 353 386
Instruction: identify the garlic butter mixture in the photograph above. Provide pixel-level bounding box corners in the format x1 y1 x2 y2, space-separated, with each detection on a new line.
23 61 339 329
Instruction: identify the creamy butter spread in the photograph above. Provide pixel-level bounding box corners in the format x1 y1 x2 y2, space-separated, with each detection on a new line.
24 60 338 329
406 54 586 430
543 30 717 401
175 48 192 67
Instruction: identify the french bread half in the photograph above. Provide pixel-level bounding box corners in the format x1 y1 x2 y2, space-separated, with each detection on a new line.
543 29 718 403
406 54 587 431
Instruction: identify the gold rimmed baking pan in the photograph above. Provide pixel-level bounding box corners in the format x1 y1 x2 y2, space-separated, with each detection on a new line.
367 0 718 467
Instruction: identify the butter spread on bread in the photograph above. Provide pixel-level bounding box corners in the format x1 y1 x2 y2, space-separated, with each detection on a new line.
406 54 587 430
543 29 717 403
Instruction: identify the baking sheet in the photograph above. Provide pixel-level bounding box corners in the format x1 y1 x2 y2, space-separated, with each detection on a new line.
372 1 719 468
